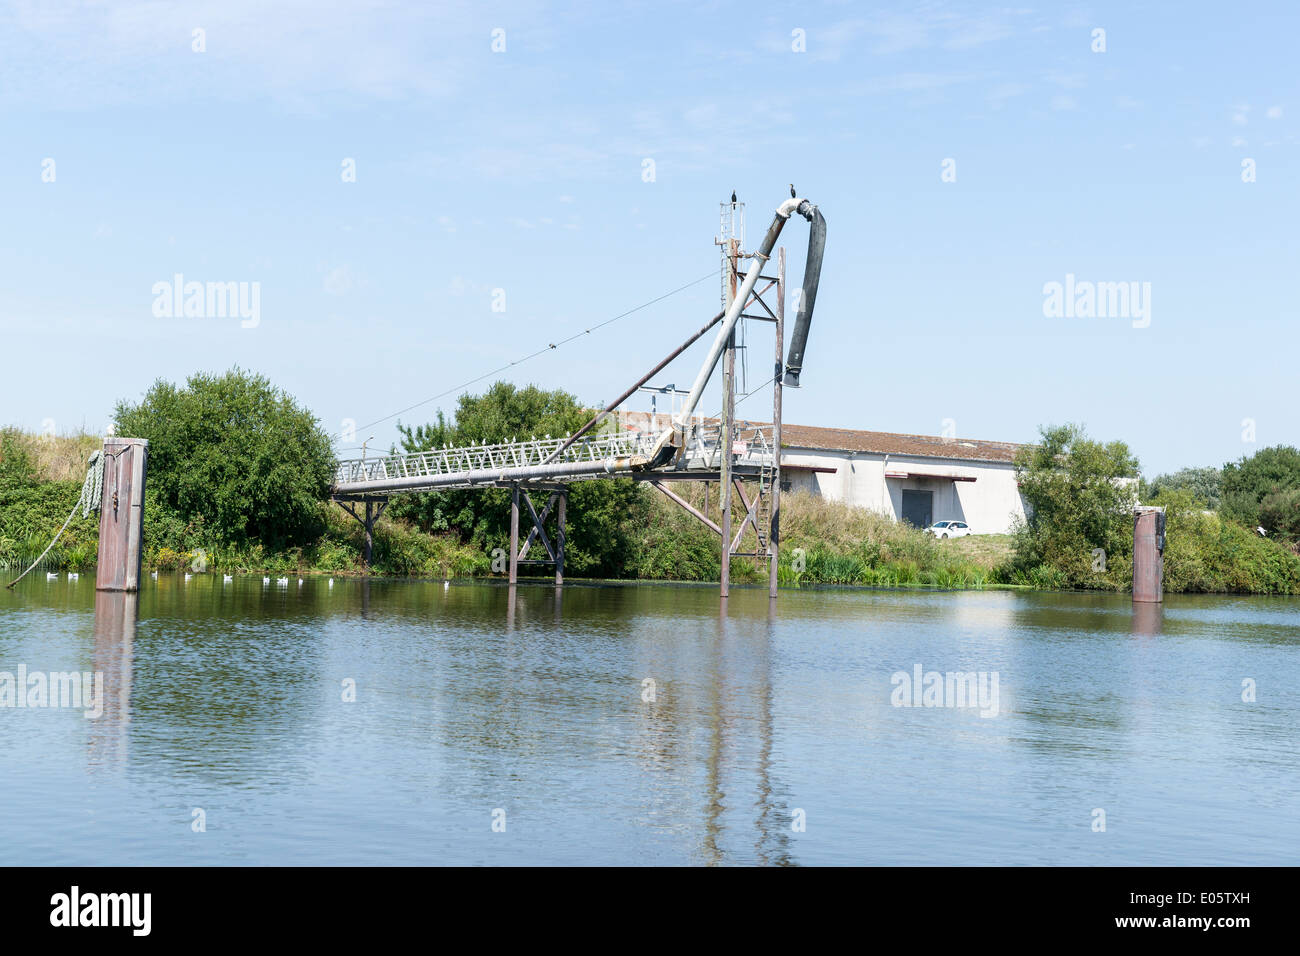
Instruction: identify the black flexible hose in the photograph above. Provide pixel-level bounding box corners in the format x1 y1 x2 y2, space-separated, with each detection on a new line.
784 204 826 387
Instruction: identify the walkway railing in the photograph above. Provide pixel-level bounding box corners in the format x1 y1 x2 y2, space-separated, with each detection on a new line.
332 424 775 496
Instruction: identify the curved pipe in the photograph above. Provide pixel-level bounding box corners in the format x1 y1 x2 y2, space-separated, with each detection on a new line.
655 192 821 457
783 202 825 387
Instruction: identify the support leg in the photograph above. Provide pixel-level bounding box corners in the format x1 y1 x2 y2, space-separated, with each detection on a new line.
770 245 785 599
363 500 375 571
509 484 520 585
555 492 566 587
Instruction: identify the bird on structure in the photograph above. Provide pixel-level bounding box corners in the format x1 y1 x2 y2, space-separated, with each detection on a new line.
789 184 796 198
731 190 737 203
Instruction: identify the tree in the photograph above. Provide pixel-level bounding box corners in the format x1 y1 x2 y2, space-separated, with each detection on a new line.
1221 445 1300 535
113 368 334 548
389 382 650 577
1258 487 1300 546
1146 465 1222 510
1010 423 1141 586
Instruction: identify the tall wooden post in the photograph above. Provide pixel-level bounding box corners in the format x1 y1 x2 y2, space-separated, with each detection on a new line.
509 484 520 585
555 491 566 586
769 246 784 598
96 438 148 592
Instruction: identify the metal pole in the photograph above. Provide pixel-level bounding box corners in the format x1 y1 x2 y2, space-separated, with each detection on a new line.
543 310 724 464
509 484 520 585
555 492 566 587
769 247 784 598
667 197 804 441
363 500 374 571
1133 507 1165 603
720 238 738 598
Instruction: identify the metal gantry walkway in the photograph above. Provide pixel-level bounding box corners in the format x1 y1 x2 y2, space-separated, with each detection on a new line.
331 422 778 496
329 189 826 597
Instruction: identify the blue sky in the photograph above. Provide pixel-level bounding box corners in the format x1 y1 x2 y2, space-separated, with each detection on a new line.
1 0 1295 476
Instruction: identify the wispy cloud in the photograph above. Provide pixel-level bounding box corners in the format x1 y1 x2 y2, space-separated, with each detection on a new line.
761 8 1025 62
0 0 493 109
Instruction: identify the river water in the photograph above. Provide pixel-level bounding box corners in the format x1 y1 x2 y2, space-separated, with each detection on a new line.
1 575 1296 865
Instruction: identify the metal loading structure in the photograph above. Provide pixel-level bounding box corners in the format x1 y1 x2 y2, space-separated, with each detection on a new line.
331 189 826 597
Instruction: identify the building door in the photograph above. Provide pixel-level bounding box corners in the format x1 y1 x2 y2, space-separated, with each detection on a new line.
901 489 933 528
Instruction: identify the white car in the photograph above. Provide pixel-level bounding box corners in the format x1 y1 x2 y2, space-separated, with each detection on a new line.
926 520 971 539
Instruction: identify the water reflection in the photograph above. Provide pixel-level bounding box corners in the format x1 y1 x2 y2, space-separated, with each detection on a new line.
1132 600 1163 637
0 575 1295 865
89 590 136 771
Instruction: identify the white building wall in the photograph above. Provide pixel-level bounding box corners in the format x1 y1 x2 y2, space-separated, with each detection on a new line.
781 449 1026 535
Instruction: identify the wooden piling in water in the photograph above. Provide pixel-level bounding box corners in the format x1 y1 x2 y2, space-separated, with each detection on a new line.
95 438 148 592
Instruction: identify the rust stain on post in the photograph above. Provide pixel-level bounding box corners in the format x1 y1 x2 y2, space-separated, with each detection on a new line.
96 438 148 592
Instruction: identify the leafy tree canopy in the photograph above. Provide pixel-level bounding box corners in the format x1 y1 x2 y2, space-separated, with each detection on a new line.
114 368 334 548
1146 465 1222 510
1010 423 1140 584
1221 445 1300 535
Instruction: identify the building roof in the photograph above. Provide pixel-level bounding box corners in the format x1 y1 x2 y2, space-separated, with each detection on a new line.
614 410 1023 464
776 422 1022 464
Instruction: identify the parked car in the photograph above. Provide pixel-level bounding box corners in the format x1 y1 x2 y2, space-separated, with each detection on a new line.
926 520 971 539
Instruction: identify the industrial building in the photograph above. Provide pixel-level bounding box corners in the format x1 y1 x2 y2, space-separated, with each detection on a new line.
619 412 1027 535
775 424 1027 535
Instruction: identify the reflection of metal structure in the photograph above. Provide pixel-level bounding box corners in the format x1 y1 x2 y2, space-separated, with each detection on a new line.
332 190 826 597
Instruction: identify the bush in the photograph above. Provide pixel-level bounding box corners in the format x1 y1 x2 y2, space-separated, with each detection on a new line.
1221 445 1300 543
1145 466 1223 510
1156 488 1300 593
1008 423 1140 589
1259 487 1300 547
114 368 335 549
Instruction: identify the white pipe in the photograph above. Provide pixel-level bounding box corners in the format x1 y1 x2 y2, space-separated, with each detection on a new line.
656 197 805 454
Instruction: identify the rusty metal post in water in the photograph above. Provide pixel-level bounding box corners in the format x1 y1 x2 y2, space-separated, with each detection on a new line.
1133 506 1165 603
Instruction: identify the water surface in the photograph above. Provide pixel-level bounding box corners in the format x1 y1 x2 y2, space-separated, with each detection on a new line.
1 575 1296 865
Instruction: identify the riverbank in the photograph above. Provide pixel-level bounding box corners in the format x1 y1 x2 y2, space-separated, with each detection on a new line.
4 427 1298 593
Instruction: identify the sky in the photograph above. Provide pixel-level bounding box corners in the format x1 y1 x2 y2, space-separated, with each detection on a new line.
0 0 1296 477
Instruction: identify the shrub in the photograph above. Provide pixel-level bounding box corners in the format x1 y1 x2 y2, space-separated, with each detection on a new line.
114 368 335 549
1221 445 1300 533
1008 423 1140 589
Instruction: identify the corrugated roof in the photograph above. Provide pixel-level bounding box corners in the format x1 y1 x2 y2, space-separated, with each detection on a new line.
776 422 1022 463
